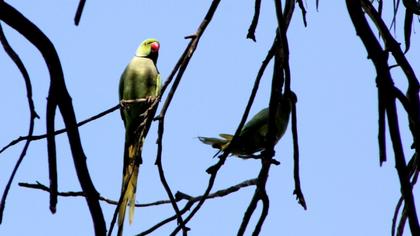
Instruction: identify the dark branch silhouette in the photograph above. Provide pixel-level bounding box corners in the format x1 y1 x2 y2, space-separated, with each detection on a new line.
238 0 306 234
247 0 261 42
3 1 418 236
137 179 257 236
0 22 38 223
74 0 86 26
18 178 256 210
346 1 420 235
0 2 106 235
172 21 279 236
0 104 119 155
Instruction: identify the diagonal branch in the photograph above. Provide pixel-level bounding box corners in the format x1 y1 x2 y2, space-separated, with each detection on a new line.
0 22 39 223
19 179 256 211
361 0 420 164
74 0 86 26
346 1 419 234
137 179 257 236
18 178 257 236
238 0 305 234
0 2 106 235
247 0 261 41
0 104 119 155
173 18 280 236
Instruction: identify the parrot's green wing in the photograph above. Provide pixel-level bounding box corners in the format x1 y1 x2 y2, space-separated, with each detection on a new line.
198 136 227 149
155 74 161 96
219 133 233 140
240 108 269 137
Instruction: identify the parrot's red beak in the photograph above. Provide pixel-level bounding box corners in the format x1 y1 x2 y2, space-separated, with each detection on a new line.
151 42 159 52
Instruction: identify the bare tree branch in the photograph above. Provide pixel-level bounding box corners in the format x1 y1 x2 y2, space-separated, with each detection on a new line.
74 0 86 26
403 8 413 53
238 0 305 234
19 178 257 236
0 2 106 235
19 179 256 210
403 0 420 15
296 0 307 27
247 0 261 41
138 179 257 236
346 1 419 234
173 17 281 235
0 22 39 223
291 96 306 209
362 1 420 160
0 104 119 155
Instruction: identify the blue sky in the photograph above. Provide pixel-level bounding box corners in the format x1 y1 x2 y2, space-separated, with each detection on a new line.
0 1 419 235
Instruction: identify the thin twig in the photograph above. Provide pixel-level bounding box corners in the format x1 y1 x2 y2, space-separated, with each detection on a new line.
74 0 86 26
378 77 387 165
0 104 119 155
246 0 261 41
291 95 306 209
403 8 413 53
137 179 258 236
278 0 306 210
296 0 307 27
18 178 257 236
19 179 257 208
0 22 39 222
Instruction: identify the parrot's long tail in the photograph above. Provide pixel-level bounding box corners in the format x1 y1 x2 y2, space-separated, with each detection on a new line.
198 133 233 150
117 142 141 236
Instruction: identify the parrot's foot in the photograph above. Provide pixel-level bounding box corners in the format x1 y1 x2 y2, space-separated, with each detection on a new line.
120 100 128 109
120 97 155 110
237 154 280 165
144 96 157 105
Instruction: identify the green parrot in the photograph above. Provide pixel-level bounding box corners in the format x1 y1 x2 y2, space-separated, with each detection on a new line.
199 92 295 156
118 38 160 235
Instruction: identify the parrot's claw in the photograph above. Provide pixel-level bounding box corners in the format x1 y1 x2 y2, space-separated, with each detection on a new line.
120 99 134 110
145 96 157 105
120 100 127 109
236 154 280 165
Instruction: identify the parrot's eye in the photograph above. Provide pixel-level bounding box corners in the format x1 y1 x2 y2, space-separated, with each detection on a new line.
150 42 159 52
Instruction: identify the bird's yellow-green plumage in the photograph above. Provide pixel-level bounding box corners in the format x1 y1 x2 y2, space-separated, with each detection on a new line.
199 93 295 156
118 38 160 236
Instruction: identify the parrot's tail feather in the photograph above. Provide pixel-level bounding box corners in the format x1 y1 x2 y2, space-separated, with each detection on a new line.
198 136 229 150
219 133 233 140
118 143 140 235
117 197 127 236
118 166 139 224
128 166 138 224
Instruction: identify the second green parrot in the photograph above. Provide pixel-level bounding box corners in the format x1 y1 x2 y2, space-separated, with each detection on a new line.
118 38 161 235
199 92 295 156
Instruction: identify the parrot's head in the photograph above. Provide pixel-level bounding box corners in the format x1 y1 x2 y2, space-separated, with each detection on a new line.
136 38 160 63
278 91 297 113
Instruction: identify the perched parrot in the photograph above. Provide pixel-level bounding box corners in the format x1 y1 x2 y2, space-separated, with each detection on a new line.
118 38 160 235
199 93 295 156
